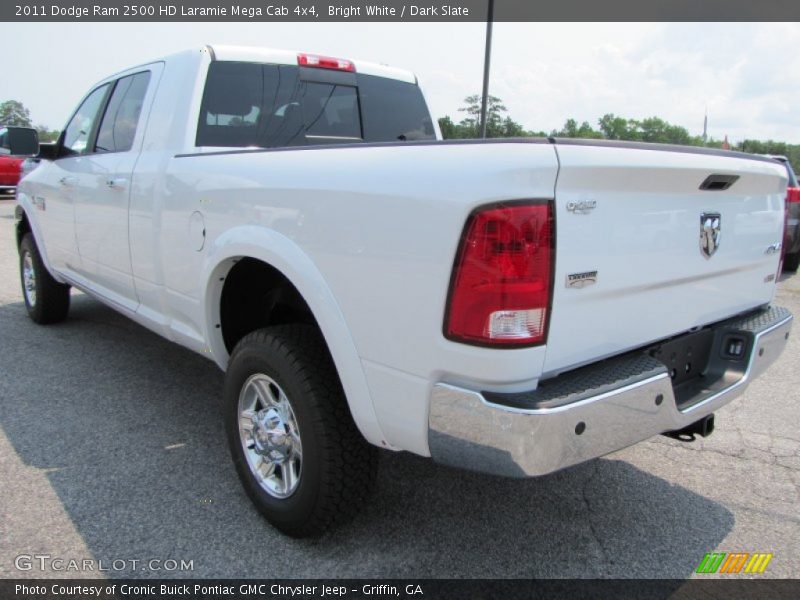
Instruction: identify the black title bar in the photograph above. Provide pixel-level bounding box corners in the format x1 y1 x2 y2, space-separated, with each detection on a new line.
4 0 800 22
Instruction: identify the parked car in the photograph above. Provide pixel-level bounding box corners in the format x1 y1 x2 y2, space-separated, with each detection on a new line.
14 46 793 537
0 126 39 195
0 154 23 195
760 155 800 272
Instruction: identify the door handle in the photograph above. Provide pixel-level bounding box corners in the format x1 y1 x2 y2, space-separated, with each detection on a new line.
59 176 76 186
105 177 127 189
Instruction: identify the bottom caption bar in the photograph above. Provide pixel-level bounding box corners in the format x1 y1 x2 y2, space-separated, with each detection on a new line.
3 579 800 600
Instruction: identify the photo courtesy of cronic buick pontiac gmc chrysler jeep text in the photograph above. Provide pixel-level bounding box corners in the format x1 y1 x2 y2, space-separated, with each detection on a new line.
13 46 793 536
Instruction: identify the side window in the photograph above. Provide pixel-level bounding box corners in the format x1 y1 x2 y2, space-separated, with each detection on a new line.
62 84 110 156
196 62 265 147
95 71 151 153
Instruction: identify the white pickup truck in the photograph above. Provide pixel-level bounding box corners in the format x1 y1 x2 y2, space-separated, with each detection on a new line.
14 45 793 537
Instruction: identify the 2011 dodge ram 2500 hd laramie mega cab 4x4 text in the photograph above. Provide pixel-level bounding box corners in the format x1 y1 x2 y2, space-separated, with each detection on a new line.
14 46 793 537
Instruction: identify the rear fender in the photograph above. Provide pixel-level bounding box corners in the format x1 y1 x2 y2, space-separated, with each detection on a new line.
202 225 389 448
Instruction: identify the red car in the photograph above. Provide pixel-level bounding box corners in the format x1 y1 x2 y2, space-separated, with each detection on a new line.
0 154 24 193
0 126 38 194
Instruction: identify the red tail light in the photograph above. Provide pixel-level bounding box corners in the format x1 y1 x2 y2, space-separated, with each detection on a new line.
787 187 800 204
445 202 554 347
297 53 355 72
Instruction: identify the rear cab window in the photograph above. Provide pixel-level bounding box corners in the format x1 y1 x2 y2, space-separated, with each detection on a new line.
196 61 435 148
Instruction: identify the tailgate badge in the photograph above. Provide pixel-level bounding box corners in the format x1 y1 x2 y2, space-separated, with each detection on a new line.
566 271 598 289
566 199 596 214
700 212 721 258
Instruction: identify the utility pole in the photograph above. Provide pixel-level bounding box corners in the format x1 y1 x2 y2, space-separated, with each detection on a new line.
702 107 708 143
479 0 495 138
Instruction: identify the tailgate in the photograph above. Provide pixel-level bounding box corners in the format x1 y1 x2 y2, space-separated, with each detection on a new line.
543 141 787 376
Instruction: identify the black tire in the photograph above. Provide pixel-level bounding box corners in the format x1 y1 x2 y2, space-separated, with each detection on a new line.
19 233 70 324
224 324 377 537
783 251 800 273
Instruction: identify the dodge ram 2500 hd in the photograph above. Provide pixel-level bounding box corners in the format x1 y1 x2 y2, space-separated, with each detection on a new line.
14 46 793 537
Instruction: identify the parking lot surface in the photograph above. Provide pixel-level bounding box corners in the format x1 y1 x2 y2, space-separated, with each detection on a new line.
0 198 798 579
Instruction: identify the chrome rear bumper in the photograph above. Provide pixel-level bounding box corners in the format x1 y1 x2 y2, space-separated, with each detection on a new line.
428 306 792 477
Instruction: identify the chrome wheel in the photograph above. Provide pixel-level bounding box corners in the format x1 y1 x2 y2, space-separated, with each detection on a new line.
22 250 36 307
238 373 302 499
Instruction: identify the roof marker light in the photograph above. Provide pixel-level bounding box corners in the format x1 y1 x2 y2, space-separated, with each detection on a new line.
297 53 355 72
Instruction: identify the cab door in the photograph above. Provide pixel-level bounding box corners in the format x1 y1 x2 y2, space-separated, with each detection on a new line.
73 69 157 309
34 83 112 273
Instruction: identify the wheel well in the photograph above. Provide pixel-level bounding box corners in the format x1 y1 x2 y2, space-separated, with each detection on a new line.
219 258 317 353
16 209 31 248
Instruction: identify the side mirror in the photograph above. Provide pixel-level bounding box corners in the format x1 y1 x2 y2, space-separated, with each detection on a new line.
0 126 39 157
37 142 59 161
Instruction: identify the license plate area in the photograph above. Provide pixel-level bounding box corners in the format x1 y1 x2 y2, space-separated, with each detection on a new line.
647 321 756 410
648 328 714 392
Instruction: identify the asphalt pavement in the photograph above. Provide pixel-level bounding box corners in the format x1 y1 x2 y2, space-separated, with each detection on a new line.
0 197 798 580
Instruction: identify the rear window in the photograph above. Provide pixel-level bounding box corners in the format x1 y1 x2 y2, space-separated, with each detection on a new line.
301 82 361 140
196 61 434 148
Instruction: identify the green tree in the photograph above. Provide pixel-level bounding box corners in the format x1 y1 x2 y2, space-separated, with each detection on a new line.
598 113 638 140
35 125 60 143
458 94 509 138
438 95 531 139
0 100 33 127
637 117 698 145
553 118 603 139
437 116 460 139
501 116 527 138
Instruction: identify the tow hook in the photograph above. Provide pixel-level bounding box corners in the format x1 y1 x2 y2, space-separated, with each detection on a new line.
663 414 715 442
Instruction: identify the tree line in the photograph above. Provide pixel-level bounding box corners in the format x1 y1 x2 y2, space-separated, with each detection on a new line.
0 100 60 142
3 96 799 174
439 94 800 174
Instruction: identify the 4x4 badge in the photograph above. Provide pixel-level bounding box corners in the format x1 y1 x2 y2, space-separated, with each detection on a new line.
700 212 721 258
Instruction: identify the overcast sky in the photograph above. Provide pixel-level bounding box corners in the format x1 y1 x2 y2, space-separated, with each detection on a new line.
2 22 799 143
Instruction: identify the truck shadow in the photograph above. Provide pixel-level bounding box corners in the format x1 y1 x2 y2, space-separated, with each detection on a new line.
0 295 732 580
